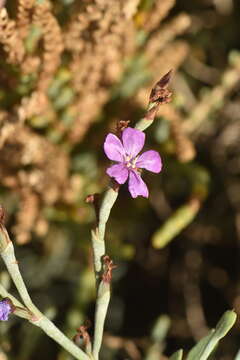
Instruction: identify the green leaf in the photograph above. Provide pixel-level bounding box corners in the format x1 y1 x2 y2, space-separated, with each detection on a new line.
152 201 200 249
151 315 171 343
234 350 240 360
169 349 183 360
186 310 237 360
145 315 171 360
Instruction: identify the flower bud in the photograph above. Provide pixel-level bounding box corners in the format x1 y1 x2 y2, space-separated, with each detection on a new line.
0 298 13 321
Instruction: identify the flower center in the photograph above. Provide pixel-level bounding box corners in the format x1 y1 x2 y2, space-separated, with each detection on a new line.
125 155 138 170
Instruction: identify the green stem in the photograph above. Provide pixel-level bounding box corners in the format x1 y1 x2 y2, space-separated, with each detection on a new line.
135 102 155 131
98 187 119 242
92 281 110 360
91 229 105 278
33 316 90 360
91 187 118 358
1 242 41 316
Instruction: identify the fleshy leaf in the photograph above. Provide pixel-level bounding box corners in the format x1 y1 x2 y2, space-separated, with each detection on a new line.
186 310 237 360
169 349 183 360
234 349 240 360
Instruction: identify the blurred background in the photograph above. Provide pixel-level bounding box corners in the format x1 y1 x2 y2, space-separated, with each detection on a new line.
0 0 240 359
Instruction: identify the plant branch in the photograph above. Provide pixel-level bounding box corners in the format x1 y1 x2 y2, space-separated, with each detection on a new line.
0 223 90 360
91 187 118 359
90 70 173 360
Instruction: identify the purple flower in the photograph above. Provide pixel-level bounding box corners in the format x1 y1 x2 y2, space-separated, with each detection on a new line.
0 299 12 321
104 127 162 198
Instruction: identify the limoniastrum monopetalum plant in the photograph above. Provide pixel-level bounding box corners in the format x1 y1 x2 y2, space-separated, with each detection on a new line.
0 72 237 360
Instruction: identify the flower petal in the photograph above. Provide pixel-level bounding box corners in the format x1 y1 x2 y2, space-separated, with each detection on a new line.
106 164 129 184
104 133 125 162
122 127 145 158
136 150 162 173
128 171 149 198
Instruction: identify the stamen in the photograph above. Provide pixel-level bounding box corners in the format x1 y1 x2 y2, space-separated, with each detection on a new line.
125 155 139 170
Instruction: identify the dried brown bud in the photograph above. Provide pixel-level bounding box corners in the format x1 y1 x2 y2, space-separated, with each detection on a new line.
116 120 130 136
73 321 91 348
102 255 117 283
85 194 100 221
85 194 99 204
158 69 173 88
149 70 173 104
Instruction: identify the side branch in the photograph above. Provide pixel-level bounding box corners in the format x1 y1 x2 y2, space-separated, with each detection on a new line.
0 222 90 360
